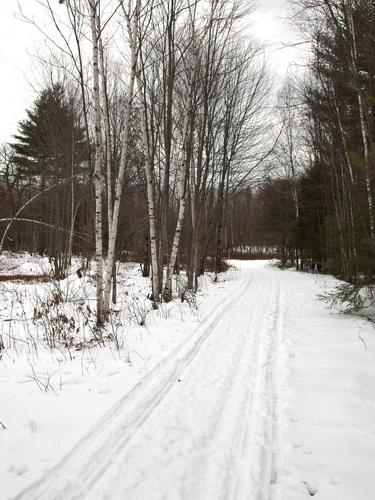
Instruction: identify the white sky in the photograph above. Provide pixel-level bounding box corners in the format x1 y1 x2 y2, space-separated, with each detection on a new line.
0 0 303 144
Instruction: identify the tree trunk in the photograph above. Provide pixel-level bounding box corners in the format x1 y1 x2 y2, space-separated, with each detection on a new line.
163 74 193 302
89 0 104 325
102 8 137 313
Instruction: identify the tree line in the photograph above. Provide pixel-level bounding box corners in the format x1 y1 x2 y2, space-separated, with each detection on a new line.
250 0 375 287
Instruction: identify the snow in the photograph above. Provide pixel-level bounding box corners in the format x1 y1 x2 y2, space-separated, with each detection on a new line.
1 256 375 499
278 269 375 499
0 251 53 276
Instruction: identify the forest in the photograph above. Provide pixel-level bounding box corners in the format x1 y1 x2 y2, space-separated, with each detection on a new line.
1 0 374 321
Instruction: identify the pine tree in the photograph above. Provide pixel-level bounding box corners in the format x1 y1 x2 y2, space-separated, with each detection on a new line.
11 83 87 182
9 83 88 267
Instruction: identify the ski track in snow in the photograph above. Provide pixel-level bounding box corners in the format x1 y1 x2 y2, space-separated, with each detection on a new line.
14 264 285 500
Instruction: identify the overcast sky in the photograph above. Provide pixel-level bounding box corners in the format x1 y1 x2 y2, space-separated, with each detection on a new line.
0 0 303 144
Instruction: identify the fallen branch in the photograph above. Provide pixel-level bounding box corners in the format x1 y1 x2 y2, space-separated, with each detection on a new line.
0 218 93 245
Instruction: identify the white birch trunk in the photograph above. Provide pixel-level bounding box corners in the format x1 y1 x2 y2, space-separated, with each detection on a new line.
331 77 357 261
357 92 374 239
136 68 160 302
163 78 193 302
347 5 374 239
331 78 355 185
127 1 159 303
118 0 159 303
102 8 137 313
188 154 199 291
97 23 113 240
89 0 104 324
66 138 75 268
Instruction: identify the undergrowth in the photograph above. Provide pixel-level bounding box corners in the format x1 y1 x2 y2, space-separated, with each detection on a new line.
319 282 375 324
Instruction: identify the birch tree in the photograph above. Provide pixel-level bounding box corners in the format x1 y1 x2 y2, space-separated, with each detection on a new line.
162 6 198 302
124 0 161 303
88 0 105 324
102 1 137 313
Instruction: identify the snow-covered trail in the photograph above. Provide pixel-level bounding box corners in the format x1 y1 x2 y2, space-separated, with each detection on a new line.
15 262 285 500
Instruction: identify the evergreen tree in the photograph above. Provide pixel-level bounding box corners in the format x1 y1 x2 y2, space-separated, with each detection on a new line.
11 83 87 183
8 83 89 265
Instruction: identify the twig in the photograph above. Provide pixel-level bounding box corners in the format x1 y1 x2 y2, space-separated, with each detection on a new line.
358 333 368 350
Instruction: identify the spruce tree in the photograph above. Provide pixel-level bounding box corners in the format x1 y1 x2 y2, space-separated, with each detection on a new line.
11 83 87 182
9 83 88 264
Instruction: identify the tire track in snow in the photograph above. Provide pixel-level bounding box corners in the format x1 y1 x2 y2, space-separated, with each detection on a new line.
14 272 254 500
228 271 285 500
91 266 284 500
97 274 263 499
270 274 286 500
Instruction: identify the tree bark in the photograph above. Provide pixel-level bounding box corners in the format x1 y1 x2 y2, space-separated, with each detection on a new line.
89 0 104 325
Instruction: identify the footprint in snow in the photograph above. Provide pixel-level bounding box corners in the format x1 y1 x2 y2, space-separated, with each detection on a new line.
8 464 29 476
303 480 318 496
302 446 313 455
